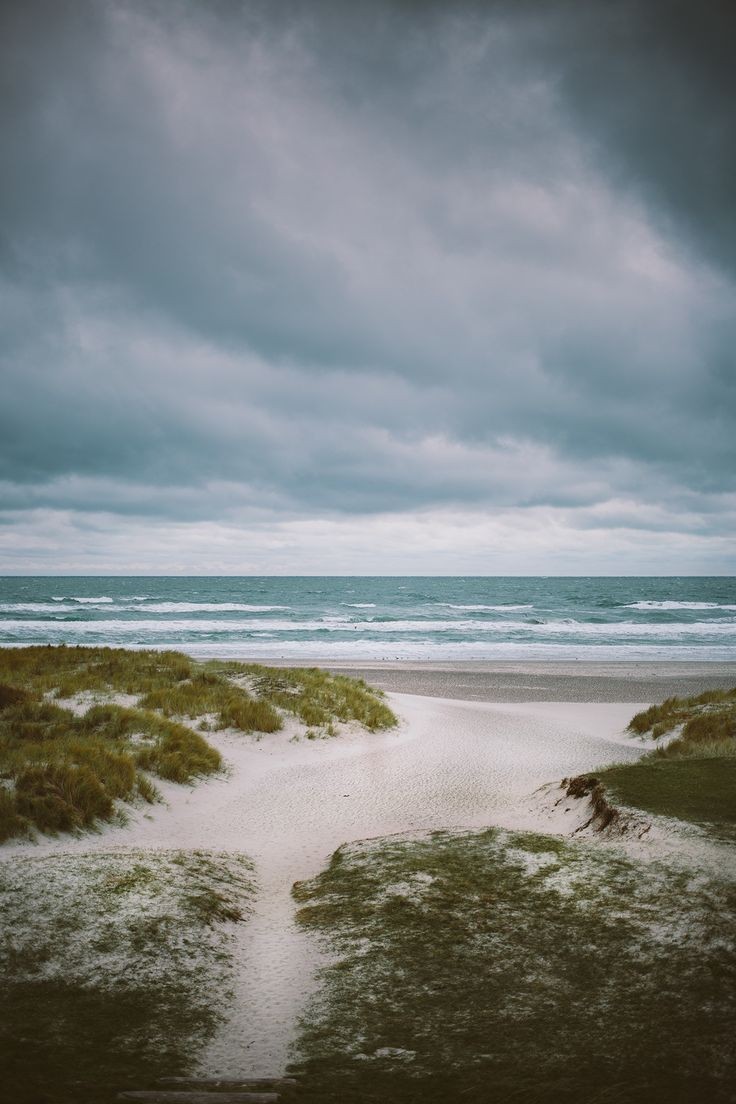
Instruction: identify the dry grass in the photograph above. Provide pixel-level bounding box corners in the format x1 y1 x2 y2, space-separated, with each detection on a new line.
231 662 397 732
0 696 222 842
0 646 396 843
628 687 736 744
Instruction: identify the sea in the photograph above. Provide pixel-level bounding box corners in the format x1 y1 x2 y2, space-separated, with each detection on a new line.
0 577 735 662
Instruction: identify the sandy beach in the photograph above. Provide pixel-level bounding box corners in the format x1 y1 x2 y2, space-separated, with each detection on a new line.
272 659 736 703
5 658 734 1082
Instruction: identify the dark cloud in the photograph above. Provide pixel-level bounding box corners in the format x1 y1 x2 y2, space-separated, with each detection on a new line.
0 0 733 568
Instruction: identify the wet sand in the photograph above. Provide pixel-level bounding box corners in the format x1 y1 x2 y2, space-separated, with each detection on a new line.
283 660 736 703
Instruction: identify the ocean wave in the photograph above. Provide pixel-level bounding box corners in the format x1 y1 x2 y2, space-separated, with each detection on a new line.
1 617 735 637
51 596 114 603
0 601 291 614
128 602 291 613
0 603 79 613
342 603 377 608
625 601 736 611
169 641 736 663
439 603 534 611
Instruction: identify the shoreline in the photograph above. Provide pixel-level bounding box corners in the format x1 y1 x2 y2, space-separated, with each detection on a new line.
228 658 736 703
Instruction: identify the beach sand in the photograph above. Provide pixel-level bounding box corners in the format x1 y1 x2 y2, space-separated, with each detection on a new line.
266 659 736 703
4 661 735 1079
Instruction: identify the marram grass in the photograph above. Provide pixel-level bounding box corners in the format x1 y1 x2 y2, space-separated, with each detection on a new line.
0 646 396 843
579 688 736 835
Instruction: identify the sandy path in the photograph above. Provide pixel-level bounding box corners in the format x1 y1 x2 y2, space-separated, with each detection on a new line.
2 694 648 1077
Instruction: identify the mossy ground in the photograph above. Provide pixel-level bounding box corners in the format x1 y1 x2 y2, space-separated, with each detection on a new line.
290 828 736 1104
0 849 255 1104
0 646 396 842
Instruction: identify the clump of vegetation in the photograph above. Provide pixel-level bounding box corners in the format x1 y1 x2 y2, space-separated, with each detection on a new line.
290 829 736 1104
0 646 396 843
0 849 254 1104
0 646 195 698
0 695 221 842
587 687 736 835
233 663 397 732
599 759 736 837
564 773 619 830
628 687 736 747
140 673 282 734
558 689 736 837
0 647 396 738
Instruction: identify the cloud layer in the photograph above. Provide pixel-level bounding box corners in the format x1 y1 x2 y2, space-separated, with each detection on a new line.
1 0 734 572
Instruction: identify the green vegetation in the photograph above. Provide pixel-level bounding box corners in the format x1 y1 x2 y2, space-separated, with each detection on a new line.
238 664 397 732
0 849 254 1104
585 687 736 835
0 696 221 842
628 687 736 751
290 829 736 1104
0 647 396 843
600 758 736 837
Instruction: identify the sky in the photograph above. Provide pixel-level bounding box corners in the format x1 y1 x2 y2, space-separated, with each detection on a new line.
1 0 734 575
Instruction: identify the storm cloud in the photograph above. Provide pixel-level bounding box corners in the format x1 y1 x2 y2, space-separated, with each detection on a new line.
1 0 734 572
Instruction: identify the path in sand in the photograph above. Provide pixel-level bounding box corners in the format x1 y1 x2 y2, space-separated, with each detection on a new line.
148 694 646 1076
3 694 649 1077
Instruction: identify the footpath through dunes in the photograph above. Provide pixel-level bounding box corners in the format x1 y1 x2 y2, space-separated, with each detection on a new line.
2 689 653 1080
3 652 736 1100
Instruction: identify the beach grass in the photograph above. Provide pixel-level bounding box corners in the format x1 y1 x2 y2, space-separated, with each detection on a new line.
589 688 736 835
0 646 396 843
0 848 254 1104
628 687 736 745
211 660 398 733
0 696 221 841
290 828 736 1104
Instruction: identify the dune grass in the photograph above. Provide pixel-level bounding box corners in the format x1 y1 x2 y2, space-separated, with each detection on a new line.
0 849 254 1104
587 688 736 835
0 695 221 842
0 647 396 736
0 646 396 843
628 687 736 744
212 661 397 733
290 828 736 1104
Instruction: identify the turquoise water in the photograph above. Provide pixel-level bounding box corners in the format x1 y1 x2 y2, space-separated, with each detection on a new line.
0 577 735 661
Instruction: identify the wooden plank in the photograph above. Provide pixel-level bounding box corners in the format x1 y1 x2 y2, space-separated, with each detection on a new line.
118 1093 279 1104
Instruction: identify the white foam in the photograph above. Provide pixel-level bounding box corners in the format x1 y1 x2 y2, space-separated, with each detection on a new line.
51 596 114 603
1 617 735 637
626 601 736 611
0 603 76 613
439 603 534 611
131 603 291 613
